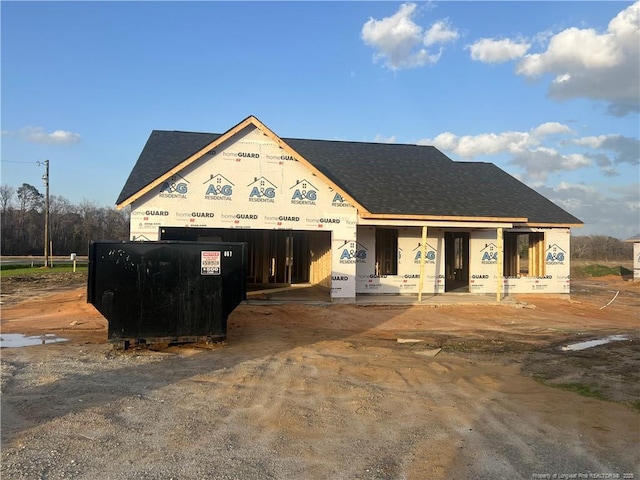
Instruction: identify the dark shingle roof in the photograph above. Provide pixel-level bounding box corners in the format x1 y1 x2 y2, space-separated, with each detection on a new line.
116 130 219 204
117 130 582 225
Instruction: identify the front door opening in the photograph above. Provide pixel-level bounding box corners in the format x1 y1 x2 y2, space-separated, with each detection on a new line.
445 232 469 292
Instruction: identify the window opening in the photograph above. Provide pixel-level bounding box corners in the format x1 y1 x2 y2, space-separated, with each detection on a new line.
503 232 545 277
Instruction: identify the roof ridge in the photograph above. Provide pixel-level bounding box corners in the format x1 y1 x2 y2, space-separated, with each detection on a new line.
149 129 437 147
284 136 431 147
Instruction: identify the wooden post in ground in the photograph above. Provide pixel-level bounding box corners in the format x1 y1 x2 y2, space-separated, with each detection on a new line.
497 227 503 302
418 226 427 302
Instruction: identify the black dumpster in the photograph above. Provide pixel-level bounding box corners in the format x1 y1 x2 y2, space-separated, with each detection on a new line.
87 241 247 348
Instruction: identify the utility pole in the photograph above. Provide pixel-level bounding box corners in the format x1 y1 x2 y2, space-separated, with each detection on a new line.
43 159 50 268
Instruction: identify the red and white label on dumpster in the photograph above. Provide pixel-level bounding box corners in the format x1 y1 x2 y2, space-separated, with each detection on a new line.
201 251 221 275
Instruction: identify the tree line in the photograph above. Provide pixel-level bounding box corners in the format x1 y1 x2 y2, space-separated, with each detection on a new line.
571 234 633 261
1 183 130 256
0 182 635 260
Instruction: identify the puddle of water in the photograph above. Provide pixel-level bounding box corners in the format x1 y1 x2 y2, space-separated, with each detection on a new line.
0 333 68 348
561 335 629 352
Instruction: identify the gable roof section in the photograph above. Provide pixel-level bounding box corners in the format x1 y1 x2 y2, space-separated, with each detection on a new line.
116 115 367 210
116 117 582 226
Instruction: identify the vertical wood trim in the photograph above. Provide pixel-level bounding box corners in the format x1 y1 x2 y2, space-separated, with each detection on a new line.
262 230 270 283
309 232 331 288
538 233 545 276
418 226 427 302
497 227 503 302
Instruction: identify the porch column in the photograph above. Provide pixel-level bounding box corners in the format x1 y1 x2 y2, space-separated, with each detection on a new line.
496 227 503 302
418 225 427 301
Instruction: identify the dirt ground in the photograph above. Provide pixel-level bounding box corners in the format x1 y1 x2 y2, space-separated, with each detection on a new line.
1 272 639 479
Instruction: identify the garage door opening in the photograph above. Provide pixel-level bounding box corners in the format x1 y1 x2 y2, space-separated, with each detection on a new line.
159 227 331 288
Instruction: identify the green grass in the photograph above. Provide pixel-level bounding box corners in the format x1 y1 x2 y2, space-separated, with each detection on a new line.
571 264 633 279
551 382 608 400
1 264 88 277
533 376 608 401
1 263 44 272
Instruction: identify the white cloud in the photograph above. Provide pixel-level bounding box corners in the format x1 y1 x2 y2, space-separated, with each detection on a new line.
417 122 640 179
424 20 459 46
458 132 534 157
515 1 640 116
518 28 620 76
571 134 640 174
574 134 640 166
418 122 573 159
421 131 529 157
425 131 458 151
2 126 81 145
537 181 640 238
468 38 530 64
530 122 573 137
373 134 397 144
555 181 586 191
572 135 608 149
361 3 458 70
510 149 591 180
417 122 607 180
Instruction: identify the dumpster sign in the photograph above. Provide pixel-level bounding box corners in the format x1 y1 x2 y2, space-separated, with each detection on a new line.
201 251 221 275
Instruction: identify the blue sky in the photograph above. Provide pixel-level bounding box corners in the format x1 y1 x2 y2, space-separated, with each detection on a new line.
1 1 638 239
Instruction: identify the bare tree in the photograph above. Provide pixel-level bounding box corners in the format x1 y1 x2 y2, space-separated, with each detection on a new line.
102 206 130 241
0 185 16 254
12 183 44 254
1 184 129 256
571 236 590 259
571 235 632 261
0 184 15 212
50 195 80 254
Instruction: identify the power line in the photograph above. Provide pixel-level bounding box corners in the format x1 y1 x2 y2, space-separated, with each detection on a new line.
1 160 39 164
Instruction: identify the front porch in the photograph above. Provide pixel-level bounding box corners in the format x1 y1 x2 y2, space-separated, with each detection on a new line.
245 283 520 306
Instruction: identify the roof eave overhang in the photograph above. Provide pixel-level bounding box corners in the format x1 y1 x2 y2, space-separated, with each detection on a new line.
359 212 528 223
359 213 584 229
514 222 584 228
